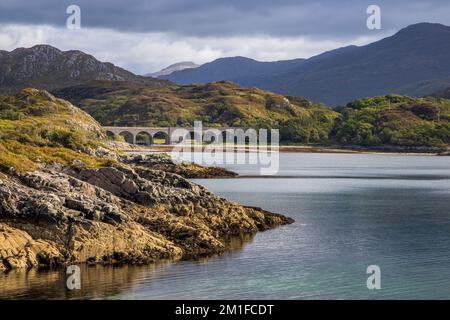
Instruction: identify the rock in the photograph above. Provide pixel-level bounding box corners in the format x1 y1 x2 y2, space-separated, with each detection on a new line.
0 156 293 271
120 153 238 178
0 223 64 270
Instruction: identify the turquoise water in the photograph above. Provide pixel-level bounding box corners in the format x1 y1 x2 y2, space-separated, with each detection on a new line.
2 153 450 299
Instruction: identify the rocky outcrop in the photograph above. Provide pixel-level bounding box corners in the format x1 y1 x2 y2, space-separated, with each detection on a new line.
120 153 238 178
0 89 293 272
0 45 169 94
0 161 293 271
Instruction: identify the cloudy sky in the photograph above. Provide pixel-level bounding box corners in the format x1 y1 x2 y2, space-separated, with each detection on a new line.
0 0 449 74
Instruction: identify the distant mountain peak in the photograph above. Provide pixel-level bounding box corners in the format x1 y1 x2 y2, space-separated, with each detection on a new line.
398 22 449 31
0 44 169 93
145 61 200 78
216 56 257 62
164 22 450 105
391 22 450 40
11 44 60 54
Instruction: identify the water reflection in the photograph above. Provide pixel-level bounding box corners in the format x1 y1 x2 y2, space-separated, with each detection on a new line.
0 235 254 300
3 153 450 299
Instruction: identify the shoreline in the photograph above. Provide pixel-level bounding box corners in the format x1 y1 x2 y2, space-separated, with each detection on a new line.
0 152 293 272
117 143 449 156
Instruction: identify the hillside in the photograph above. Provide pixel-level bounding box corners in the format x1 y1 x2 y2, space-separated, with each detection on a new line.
0 88 111 172
164 23 450 106
53 80 339 144
332 95 450 148
54 80 450 149
0 45 169 94
0 89 292 271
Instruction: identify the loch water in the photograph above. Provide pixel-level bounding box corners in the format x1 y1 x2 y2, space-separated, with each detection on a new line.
2 153 450 299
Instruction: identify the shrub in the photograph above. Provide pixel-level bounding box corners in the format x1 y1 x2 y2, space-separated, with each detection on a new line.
41 128 88 149
0 109 24 120
23 104 57 116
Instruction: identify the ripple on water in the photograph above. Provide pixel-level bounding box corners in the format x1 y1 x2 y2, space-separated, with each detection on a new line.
2 153 450 299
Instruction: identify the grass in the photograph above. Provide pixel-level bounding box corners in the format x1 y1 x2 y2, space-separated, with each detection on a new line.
0 141 114 172
0 88 115 173
153 138 167 144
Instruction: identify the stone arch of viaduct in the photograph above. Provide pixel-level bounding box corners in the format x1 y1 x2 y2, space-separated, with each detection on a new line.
104 126 173 145
103 126 251 146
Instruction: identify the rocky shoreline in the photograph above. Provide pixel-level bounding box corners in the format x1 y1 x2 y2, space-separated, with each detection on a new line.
0 89 294 272
0 153 292 272
120 153 238 178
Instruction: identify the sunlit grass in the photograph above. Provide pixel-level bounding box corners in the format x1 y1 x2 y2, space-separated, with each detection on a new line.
0 89 114 173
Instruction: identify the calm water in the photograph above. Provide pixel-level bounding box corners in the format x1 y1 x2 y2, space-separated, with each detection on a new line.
2 153 450 299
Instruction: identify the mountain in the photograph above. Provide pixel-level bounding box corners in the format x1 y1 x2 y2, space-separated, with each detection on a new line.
145 61 200 77
53 80 339 143
163 56 306 87
164 23 450 106
0 45 169 93
429 87 450 99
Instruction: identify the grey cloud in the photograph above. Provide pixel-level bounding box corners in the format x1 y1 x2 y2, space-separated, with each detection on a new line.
1 0 450 39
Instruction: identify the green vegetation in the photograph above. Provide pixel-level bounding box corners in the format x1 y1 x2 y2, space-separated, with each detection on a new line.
54 81 339 144
54 81 450 149
4 85 447 176
0 88 113 172
333 94 450 147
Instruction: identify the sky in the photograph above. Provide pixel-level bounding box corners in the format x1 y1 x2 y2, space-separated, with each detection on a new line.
0 0 449 74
